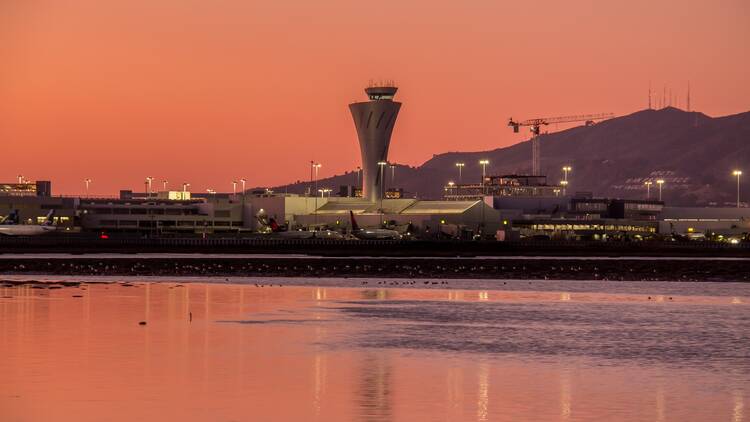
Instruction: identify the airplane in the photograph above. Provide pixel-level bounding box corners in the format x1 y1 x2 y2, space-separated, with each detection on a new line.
0 209 57 236
349 211 401 240
257 214 343 239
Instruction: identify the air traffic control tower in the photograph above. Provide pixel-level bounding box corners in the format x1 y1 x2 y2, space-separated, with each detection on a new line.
349 85 402 202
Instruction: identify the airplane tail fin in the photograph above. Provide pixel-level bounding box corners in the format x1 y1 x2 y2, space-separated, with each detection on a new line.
42 209 55 226
349 211 359 232
1 210 19 225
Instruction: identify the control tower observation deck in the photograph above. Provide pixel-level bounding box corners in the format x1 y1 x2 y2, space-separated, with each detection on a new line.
349 86 402 203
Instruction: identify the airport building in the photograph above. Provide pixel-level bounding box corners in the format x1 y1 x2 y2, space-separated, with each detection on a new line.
444 175 564 200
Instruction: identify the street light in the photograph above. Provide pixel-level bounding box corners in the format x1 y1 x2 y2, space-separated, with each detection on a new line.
733 170 743 208
162 180 168 191
84 178 91 197
644 181 652 199
479 159 489 194
356 167 362 191
560 180 569 196
390 164 396 187
182 182 190 200
378 161 388 195
312 162 322 196
378 161 388 216
656 179 665 201
232 181 237 199
17 175 24 184
562 166 572 182
455 162 465 184
240 178 247 202
145 176 154 197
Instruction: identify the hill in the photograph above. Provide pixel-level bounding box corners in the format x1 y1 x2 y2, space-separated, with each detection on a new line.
273 108 750 206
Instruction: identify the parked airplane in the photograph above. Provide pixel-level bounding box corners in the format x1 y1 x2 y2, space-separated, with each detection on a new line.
349 211 400 240
257 214 343 239
0 210 56 236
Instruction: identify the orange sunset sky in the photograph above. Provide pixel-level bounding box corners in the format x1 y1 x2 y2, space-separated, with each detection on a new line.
1 0 748 195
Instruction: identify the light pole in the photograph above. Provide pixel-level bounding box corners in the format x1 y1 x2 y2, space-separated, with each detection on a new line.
240 178 246 202
448 181 455 197
182 182 190 200
733 170 743 208
17 175 24 184
378 161 388 219
84 178 91 197
232 181 237 200
356 167 361 193
644 181 652 199
312 162 321 225
162 180 168 191
560 180 569 196
455 162 465 184
656 179 665 201
309 161 314 197
313 163 322 195
562 166 572 183
479 160 489 194
390 164 396 188
145 176 154 197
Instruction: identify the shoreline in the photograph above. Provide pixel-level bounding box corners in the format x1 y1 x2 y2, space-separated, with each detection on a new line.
1 256 748 282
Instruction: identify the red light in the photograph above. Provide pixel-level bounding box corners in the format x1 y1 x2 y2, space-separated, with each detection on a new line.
100 234 109 239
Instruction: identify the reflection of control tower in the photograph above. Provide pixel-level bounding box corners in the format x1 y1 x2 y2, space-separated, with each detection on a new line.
349 85 402 202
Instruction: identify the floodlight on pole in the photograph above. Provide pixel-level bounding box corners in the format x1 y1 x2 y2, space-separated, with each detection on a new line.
562 166 572 182
479 160 489 194
644 181 652 199
378 161 388 213
455 163 465 183
145 176 154 196
733 170 743 208
656 179 665 201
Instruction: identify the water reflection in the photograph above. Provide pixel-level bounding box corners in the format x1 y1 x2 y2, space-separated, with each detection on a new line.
356 353 392 422
0 281 747 422
476 362 489 421
735 389 745 422
560 368 572 420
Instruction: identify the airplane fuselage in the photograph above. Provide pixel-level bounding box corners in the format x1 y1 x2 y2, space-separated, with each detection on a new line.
353 228 400 240
0 225 56 236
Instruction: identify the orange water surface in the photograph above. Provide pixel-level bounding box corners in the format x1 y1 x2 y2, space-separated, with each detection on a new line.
1 281 747 421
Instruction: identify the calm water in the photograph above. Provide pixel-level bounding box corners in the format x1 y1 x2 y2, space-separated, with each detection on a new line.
1 277 748 421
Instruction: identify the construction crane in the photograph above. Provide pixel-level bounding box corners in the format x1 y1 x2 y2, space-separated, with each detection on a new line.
508 113 614 175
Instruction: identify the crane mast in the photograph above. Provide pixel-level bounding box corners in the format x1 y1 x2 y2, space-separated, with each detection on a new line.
508 113 614 175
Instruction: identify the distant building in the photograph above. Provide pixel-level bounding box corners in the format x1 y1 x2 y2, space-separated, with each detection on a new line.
444 175 562 200
0 181 52 197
